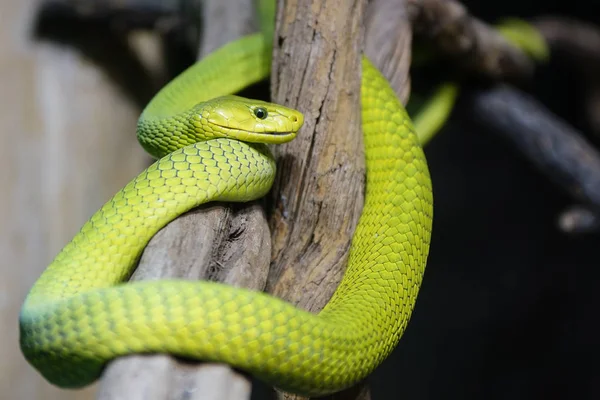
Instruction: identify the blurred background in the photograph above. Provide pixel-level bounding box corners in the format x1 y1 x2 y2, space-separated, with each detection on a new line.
1 0 599 399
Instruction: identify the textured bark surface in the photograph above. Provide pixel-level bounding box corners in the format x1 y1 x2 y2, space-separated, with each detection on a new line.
267 0 369 399
269 0 366 330
98 0 262 399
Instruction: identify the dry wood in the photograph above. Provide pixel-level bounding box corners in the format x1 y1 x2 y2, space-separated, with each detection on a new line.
98 0 264 399
267 0 369 399
407 0 534 81
365 0 413 104
534 16 600 62
97 203 269 400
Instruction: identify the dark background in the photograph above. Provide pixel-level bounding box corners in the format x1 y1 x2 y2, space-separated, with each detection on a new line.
367 1 600 399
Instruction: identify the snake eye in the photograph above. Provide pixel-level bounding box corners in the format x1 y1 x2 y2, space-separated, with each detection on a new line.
254 107 268 120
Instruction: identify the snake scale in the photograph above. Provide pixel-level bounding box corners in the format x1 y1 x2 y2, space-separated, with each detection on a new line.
19 6 434 398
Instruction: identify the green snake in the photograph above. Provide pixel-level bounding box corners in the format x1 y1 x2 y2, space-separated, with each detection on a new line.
19 2 547 396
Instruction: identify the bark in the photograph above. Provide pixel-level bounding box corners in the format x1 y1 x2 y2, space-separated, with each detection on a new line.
268 0 369 399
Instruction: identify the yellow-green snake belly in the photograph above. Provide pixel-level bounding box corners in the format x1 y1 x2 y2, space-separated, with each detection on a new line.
19 32 433 396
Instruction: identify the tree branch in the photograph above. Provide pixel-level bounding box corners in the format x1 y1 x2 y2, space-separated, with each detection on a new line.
534 16 600 137
97 0 264 399
364 0 413 104
459 84 600 232
407 0 534 81
534 16 600 63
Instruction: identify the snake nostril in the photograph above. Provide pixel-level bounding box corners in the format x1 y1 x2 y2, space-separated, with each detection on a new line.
291 116 298 123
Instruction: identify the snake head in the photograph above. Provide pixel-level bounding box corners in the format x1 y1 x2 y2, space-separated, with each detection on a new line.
192 95 304 144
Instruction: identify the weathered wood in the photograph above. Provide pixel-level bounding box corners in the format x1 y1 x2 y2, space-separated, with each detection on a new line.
97 203 269 399
408 0 534 81
365 0 413 104
97 0 263 399
534 16 600 62
268 0 369 399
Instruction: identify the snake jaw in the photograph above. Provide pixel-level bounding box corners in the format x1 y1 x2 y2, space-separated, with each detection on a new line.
211 125 300 144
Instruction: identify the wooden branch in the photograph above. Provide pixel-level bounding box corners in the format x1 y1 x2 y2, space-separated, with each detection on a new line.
459 84 600 231
97 0 266 398
364 0 413 104
407 0 534 81
97 204 270 399
534 16 600 63
268 0 369 399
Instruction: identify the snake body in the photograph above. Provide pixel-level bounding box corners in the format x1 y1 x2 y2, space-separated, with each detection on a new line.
20 20 433 399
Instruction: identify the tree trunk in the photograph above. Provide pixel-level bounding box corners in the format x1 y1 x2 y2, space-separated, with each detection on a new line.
268 0 369 399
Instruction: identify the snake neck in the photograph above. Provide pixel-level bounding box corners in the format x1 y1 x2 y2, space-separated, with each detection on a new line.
136 34 272 159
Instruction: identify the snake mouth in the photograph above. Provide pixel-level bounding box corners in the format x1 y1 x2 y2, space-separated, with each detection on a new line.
214 125 294 136
212 125 298 144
